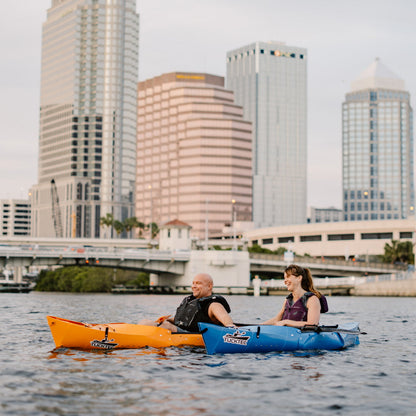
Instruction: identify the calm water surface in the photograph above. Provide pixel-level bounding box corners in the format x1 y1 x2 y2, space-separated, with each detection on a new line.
1 293 415 415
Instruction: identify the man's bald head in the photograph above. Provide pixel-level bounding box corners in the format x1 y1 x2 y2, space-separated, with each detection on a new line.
191 273 213 298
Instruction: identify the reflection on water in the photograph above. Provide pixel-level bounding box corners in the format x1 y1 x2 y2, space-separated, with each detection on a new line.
1 293 416 415
48 346 180 361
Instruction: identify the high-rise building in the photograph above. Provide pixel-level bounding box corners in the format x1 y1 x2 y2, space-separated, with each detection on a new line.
226 41 307 228
136 72 252 238
342 58 414 221
30 0 139 238
0 199 31 237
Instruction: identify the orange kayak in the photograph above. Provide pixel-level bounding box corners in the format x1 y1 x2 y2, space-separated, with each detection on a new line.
47 315 204 350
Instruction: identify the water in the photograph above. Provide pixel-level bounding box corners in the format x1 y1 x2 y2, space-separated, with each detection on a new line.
1 293 415 416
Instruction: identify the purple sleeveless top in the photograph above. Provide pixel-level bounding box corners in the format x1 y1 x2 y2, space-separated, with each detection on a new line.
282 292 328 321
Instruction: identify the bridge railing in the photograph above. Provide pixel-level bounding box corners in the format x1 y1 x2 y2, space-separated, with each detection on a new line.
261 276 361 289
360 271 416 283
249 252 408 271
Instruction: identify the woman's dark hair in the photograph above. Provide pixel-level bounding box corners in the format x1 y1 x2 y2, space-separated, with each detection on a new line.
284 264 322 298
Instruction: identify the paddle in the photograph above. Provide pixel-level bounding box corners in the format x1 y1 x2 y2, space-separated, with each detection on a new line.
154 315 172 327
301 324 366 335
231 323 366 335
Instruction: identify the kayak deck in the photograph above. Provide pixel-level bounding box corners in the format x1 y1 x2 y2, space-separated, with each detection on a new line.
47 315 204 350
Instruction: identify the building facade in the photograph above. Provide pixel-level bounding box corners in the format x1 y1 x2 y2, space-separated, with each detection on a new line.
309 207 343 223
0 199 31 237
136 72 252 239
245 219 415 258
343 58 414 221
226 41 307 228
30 0 139 238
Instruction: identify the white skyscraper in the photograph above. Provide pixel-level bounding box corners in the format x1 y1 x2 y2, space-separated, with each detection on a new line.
30 0 139 238
342 58 414 221
226 41 307 228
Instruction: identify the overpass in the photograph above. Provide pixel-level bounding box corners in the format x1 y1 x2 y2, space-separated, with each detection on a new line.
248 253 406 277
0 239 406 282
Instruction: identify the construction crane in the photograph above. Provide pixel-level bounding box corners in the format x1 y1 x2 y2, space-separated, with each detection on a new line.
50 179 63 237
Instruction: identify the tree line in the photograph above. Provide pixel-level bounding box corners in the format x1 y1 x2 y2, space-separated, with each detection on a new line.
99 213 159 238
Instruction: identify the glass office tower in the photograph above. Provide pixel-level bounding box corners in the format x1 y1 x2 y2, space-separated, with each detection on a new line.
30 0 139 238
226 41 307 228
343 58 414 221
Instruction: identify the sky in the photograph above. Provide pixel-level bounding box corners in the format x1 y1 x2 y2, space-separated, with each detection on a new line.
1 0 415 208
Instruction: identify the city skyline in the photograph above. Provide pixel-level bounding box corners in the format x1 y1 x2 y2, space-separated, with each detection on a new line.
1 0 416 210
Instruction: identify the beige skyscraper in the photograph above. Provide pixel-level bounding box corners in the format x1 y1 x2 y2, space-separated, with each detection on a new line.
30 0 139 238
136 72 252 238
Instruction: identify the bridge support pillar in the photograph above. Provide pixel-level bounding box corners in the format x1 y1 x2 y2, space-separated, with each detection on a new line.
14 266 23 283
149 273 159 286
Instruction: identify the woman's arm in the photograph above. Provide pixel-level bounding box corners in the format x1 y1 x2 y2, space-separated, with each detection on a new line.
275 295 321 328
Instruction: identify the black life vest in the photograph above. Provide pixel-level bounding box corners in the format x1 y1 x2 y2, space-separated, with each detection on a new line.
173 294 231 332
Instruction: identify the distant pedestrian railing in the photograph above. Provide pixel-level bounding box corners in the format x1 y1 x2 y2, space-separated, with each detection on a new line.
261 271 416 289
360 271 416 284
249 252 408 271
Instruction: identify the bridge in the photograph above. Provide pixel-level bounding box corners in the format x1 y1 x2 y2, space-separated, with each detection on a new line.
1 237 414 295
0 237 406 282
248 253 406 277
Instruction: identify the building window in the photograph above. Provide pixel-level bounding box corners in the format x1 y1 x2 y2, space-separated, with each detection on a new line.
262 238 273 244
300 235 322 242
328 234 355 241
76 183 83 200
361 232 393 240
278 236 294 243
400 231 413 238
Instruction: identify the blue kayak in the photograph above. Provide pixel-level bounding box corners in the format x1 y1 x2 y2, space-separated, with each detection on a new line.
198 322 361 354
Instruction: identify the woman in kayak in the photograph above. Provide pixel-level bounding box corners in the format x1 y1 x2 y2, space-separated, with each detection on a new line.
262 264 328 327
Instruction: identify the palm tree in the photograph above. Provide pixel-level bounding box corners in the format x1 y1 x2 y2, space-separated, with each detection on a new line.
136 221 146 238
148 222 159 239
383 240 400 263
113 220 124 238
100 213 114 238
383 240 414 264
123 217 139 237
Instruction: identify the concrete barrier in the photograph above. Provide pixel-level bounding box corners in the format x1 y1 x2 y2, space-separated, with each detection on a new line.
352 278 416 296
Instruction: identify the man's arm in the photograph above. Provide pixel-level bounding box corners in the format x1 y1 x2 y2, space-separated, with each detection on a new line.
208 302 234 327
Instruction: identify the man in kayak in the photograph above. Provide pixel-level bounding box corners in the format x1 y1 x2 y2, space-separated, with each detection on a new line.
139 273 235 332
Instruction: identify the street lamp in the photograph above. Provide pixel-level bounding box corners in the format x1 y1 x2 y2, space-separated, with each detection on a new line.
205 199 209 250
148 185 153 239
232 199 236 250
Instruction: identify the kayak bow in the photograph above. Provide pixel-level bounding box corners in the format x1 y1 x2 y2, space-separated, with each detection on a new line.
47 315 204 350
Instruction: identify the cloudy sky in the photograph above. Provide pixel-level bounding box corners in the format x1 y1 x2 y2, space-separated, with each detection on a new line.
1 0 415 208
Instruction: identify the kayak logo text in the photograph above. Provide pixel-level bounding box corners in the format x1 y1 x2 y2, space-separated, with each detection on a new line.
90 331 118 350
223 330 250 346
